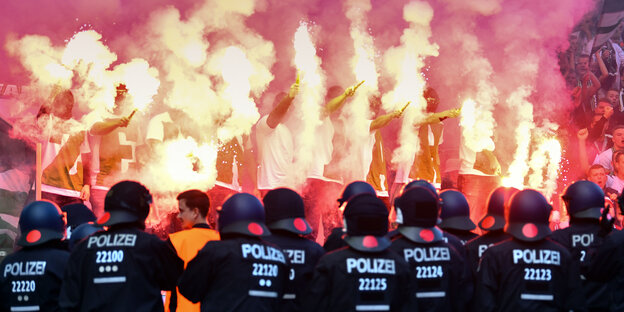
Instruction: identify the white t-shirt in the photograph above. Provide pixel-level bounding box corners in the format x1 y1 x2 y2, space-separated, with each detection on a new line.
307 117 334 179
607 174 624 194
593 148 614 174
145 112 174 143
459 136 493 176
255 115 294 190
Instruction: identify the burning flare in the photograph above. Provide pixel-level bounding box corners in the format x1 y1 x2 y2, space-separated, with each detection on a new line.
289 22 326 186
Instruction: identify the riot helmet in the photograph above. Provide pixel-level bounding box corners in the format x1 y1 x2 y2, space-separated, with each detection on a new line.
561 180 604 220
263 188 312 235
17 200 66 247
395 186 444 243
218 193 270 237
505 189 552 242
439 190 476 231
343 193 390 252
97 180 152 227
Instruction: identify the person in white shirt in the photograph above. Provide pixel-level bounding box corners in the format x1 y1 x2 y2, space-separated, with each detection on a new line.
255 80 299 197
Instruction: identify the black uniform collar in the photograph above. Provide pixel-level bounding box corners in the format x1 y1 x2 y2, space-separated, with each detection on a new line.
192 223 211 229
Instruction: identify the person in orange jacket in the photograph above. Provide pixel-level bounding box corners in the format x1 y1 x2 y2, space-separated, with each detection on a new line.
165 190 220 312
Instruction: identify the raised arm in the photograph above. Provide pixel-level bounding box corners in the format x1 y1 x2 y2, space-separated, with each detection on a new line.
266 82 299 129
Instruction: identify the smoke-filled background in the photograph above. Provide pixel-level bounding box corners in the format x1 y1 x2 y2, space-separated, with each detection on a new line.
0 0 599 226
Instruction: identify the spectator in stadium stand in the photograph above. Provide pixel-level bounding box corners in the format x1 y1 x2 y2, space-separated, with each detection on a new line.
37 88 92 208
88 84 144 219
255 79 299 197
591 125 624 173
606 149 624 195
571 54 601 129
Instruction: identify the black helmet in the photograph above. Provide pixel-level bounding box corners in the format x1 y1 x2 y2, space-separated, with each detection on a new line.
68 223 103 250
404 179 438 198
478 187 519 231
395 186 444 243
505 189 552 242
343 193 390 252
219 193 270 237
338 181 376 206
263 188 312 235
17 200 66 247
439 190 476 231
562 180 604 219
98 180 152 226
61 203 96 230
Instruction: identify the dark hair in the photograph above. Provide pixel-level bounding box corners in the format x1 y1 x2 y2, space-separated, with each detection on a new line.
613 150 624 170
587 164 605 175
177 190 210 218
612 125 624 135
597 98 612 105
423 86 439 113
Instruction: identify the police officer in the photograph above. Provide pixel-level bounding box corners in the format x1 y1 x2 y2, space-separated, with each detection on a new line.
551 181 609 311
59 180 183 311
262 188 325 311
0 201 69 312
323 181 377 252
465 187 516 272
439 190 478 244
178 193 288 311
390 186 472 311
67 223 102 251
302 193 417 312
475 189 585 311
584 195 624 310
392 180 466 256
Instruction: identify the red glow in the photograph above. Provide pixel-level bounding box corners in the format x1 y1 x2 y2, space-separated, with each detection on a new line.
419 229 434 242
294 218 307 232
362 235 378 248
482 216 496 229
26 230 41 243
522 223 539 238
248 222 264 235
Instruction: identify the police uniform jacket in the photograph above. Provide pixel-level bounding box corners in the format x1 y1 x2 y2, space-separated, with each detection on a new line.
442 231 467 259
584 229 624 311
59 224 183 312
323 227 347 252
443 228 478 245
465 230 510 273
178 234 289 312
0 241 69 312
301 247 417 312
550 219 608 311
263 230 325 312
390 235 472 312
475 238 585 312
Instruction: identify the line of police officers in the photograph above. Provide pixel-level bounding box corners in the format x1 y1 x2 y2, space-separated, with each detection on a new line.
0 177 622 311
